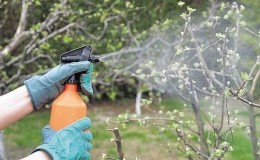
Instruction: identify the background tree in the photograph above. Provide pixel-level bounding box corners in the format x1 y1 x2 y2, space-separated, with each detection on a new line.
102 1 260 159
0 0 259 159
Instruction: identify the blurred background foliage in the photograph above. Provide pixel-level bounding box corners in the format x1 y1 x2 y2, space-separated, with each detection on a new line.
0 0 259 99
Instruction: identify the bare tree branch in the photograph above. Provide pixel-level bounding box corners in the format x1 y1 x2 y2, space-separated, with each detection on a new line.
107 128 124 160
0 0 31 59
14 0 28 37
77 16 119 41
0 31 33 58
229 89 260 108
250 70 260 96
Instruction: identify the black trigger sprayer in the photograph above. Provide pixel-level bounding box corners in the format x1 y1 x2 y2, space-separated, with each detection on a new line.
50 45 100 130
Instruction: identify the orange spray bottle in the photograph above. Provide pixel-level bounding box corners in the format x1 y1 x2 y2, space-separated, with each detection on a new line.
50 45 100 130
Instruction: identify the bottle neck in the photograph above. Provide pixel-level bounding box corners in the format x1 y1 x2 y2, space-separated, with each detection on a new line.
64 84 78 92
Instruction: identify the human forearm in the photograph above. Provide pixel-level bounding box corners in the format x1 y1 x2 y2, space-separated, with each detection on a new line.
0 61 92 130
0 86 33 130
20 151 51 160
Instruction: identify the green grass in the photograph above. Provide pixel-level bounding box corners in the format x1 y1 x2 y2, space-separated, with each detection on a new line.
91 124 111 141
5 111 50 147
124 131 147 140
160 98 185 110
225 131 253 160
204 129 253 160
3 104 258 160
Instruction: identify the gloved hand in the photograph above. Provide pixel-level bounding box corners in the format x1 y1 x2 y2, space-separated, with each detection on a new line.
35 117 93 160
24 62 93 110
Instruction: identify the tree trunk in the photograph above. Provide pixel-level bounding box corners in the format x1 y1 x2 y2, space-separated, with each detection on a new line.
248 70 260 160
0 131 5 160
246 93 260 160
135 80 142 116
248 105 259 160
191 103 209 158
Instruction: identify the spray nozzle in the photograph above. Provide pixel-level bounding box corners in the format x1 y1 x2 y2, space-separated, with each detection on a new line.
60 45 100 84
88 55 100 63
60 45 100 64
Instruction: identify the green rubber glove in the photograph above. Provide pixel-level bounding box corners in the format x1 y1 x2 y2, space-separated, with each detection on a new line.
81 64 93 95
24 62 93 111
35 117 93 160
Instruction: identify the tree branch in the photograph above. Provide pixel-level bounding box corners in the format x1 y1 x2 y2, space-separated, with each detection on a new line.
107 128 124 160
14 0 28 37
0 0 31 59
229 89 260 108
0 31 32 59
250 70 260 96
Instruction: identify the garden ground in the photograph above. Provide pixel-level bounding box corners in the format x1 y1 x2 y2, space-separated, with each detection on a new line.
3 99 258 160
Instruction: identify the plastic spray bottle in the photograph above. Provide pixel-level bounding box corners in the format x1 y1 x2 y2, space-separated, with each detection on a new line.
50 45 99 130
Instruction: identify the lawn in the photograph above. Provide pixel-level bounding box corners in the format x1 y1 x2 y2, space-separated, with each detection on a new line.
3 99 258 160
4 101 179 160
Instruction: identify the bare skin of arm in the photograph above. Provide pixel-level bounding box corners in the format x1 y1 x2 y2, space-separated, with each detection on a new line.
0 86 33 130
20 151 51 160
0 86 51 160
